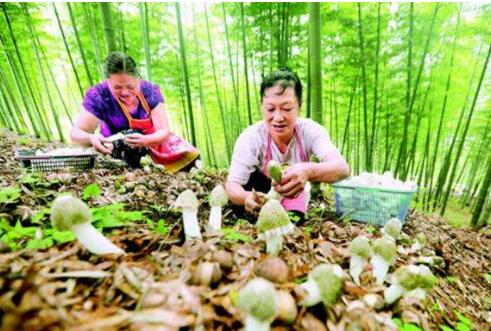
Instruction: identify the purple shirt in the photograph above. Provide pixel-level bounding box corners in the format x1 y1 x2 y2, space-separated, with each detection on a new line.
82 80 164 137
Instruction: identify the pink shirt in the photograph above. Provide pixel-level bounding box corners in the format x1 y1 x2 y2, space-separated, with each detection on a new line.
228 118 340 185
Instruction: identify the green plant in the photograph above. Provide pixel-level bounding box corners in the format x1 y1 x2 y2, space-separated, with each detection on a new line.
288 211 301 223
91 203 145 229
366 225 377 234
0 187 21 204
483 273 491 284
220 227 252 243
82 183 101 200
392 318 423 331
446 276 457 284
304 226 313 234
31 208 50 224
439 311 473 331
146 219 169 235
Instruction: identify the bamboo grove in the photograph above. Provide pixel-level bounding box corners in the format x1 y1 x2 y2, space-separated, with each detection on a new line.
0 2 489 226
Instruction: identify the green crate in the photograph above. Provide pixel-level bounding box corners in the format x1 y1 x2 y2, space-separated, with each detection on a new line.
332 183 417 226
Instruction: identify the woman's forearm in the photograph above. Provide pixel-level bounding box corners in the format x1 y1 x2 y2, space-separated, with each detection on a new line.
145 128 171 145
307 159 350 183
225 181 250 206
70 126 94 147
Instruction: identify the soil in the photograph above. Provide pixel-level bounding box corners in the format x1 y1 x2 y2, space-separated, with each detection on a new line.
0 129 490 331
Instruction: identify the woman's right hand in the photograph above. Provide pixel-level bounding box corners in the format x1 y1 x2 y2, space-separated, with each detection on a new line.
90 134 113 154
244 191 267 214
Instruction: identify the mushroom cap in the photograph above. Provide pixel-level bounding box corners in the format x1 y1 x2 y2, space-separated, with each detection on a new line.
237 278 279 321
50 195 92 231
174 189 199 210
383 218 402 239
267 160 283 183
372 237 397 265
257 200 291 233
310 264 344 306
393 265 420 290
349 235 371 258
209 185 228 207
417 265 437 289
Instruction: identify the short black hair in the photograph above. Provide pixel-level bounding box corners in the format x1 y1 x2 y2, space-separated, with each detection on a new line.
104 51 139 78
260 68 302 105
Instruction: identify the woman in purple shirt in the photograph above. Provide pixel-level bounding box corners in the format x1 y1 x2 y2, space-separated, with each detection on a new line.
71 52 198 172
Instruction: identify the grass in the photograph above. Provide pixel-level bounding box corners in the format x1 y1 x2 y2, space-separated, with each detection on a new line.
413 196 473 228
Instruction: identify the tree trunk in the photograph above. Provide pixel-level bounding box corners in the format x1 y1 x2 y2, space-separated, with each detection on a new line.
53 3 84 100
1 3 48 138
24 4 64 141
428 7 461 205
309 3 322 124
175 3 196 147
471 152 491 226
396 4 439 180
192 5 215 167
370 3 382 169
100 2 117 53
222 3 240 132
67 3 94 86
204 4 231 162
441 43 491 215
140 3 152 81
356 3 371 171
240 3 252 126
433 45 482 210
84 4 104 79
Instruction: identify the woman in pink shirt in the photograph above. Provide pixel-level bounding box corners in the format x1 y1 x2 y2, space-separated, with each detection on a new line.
225 69 350 216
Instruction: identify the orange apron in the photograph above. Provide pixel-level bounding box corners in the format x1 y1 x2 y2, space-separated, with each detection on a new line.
116 93 199 173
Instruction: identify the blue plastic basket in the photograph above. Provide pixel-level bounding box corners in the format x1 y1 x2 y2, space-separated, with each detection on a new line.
331 183 417 226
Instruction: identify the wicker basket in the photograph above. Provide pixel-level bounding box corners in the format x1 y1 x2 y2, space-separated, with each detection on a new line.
15 150 97 173
332 183 417 226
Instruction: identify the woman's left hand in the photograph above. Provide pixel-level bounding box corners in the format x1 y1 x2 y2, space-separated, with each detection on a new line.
273 163 312 198
124 133 149 148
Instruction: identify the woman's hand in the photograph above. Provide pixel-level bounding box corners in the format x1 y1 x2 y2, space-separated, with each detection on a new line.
124 133 149 148
244 191 267 214
90 134 113 154
273 163 312 198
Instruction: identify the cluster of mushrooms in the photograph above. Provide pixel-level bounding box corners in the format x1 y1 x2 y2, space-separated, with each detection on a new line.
48 161 439 330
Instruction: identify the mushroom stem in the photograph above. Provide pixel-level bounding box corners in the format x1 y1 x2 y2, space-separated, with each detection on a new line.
384 283 405 305
349 254 365 286
71 222 124 255
209 206 222 231
266 233 283 256
371 254 390 285
299 279 322 307
244 315 271 331
182 208 201 240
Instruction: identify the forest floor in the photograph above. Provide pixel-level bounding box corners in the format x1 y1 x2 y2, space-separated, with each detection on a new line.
0 128 490 331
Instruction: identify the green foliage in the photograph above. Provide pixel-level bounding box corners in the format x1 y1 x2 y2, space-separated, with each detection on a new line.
0 187 21 204
146 219 169 235
288 211 301 223
0 218 75 251
295 276 308 284
366 225 377 234
91 203 145 229
304 225 313 234
31 208 50 224
82 183 101 200
484 273 491 284
446 276 457 284
439 311 473 331
220 227 252 243
392 318 423 331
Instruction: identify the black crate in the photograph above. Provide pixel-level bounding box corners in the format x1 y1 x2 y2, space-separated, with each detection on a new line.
15 149 97 173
